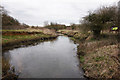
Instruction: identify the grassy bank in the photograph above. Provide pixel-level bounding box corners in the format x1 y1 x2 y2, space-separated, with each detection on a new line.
57 29 89 40
2 29 57 52
78 35 119 79
2 58 18 80
59 30 120 79
2 34 55 44
77 36 120 79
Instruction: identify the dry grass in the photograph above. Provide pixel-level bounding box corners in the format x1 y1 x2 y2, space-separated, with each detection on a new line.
2 58 18 80
77 33 120 79
83 44 119 78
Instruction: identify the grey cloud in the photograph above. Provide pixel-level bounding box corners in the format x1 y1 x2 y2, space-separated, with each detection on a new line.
1 0 119 26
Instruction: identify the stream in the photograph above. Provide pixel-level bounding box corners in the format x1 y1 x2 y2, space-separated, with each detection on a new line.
3 36 85 78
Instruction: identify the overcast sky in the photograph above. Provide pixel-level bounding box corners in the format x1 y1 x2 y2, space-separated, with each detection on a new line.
1 0 119 26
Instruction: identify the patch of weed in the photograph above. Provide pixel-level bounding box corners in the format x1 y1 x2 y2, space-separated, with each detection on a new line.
94 56 105 62
80 56 85 63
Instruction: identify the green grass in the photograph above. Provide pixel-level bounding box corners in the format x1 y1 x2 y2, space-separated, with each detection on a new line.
70 37 76 41
80 56 85 63
94 56 105 62
2 29 56 44
2 34 52 44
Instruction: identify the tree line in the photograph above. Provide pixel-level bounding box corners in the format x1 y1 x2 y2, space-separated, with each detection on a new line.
1 4 119 33
44 22 67 31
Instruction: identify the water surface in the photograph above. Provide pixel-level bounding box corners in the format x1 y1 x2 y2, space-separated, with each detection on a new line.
3 36 84 78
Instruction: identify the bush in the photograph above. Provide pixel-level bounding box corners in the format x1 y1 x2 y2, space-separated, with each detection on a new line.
81 5 118 38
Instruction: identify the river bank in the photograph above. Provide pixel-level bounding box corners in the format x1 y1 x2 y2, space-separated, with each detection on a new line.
58 30 120 79
77 37 120 79
2 29 57 52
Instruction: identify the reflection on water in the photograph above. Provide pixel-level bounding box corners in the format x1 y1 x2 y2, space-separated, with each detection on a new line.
3 36 84 78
